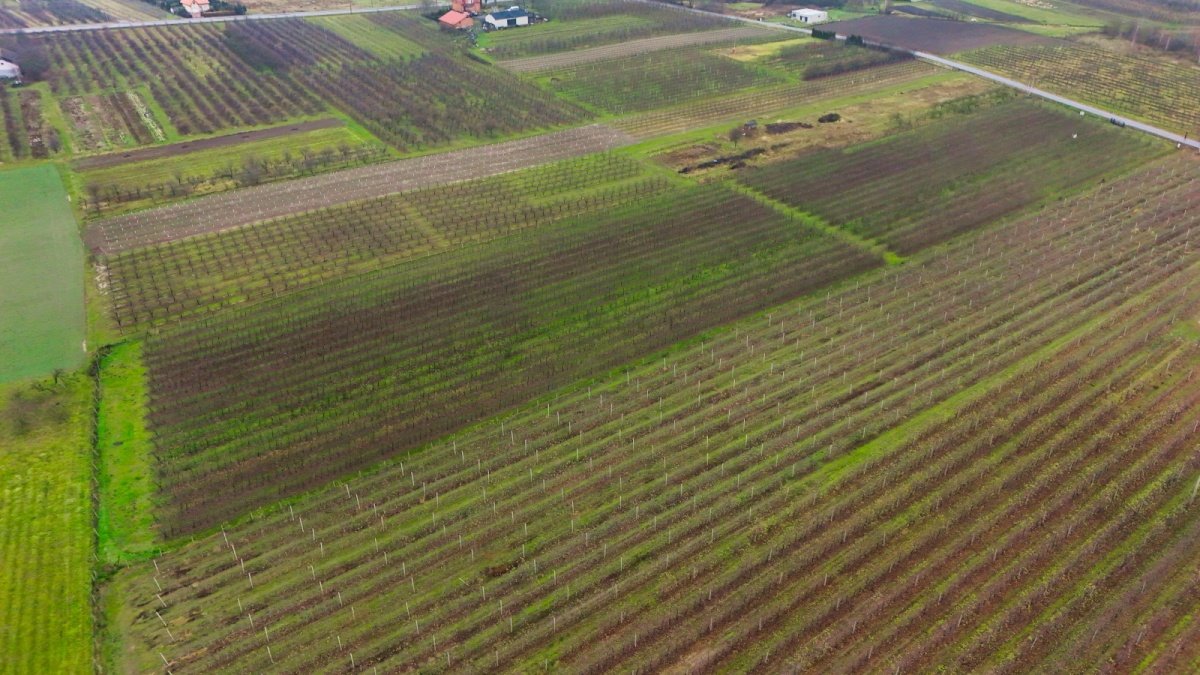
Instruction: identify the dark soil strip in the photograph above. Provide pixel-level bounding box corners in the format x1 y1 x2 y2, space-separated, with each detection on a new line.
931 0 1034 23
824 15 1055 54
72 117 344 170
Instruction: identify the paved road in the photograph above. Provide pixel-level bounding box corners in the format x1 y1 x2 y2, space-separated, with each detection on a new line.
0 3 422 34
914 51 1200 150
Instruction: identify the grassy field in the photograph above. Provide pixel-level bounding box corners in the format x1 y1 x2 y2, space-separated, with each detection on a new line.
96 342 158 566
73 124 389 217
309 14 426 60
0 165 85 384
0 373 94 674
953 0 1106 34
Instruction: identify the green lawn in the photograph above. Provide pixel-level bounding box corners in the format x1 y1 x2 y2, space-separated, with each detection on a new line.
960 0 1106 30
96 342 157 566
0 373 94 674
0 165 85 384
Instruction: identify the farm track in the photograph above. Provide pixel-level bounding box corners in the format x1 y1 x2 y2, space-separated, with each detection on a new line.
118 154 1200 672
83 124 634 254
498 26 777 72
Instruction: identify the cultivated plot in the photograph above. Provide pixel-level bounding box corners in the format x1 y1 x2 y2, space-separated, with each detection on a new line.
139 181 879 535
84 124 634 255
738 99 1167 254
101 151 666 329
115 153 1200 673
959 41 1200 136
0 375 94 674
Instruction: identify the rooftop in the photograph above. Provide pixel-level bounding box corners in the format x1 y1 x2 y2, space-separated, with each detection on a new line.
489 6 529 19
439 9 471 22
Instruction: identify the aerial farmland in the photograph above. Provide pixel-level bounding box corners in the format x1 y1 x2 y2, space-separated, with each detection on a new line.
0 0 1199 672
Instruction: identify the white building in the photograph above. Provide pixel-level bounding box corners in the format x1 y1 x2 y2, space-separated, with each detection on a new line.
789 8 829 23
485 6 530 29
0 58 20 81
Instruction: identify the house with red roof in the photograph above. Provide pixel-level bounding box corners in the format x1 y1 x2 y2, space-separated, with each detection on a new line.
438 9 474 29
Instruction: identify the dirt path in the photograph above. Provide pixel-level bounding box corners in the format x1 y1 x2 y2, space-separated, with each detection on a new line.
498 26 777 72
83 124 636 254
73 118 344 170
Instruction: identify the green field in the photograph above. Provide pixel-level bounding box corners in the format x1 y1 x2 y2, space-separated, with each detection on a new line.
96 342 157 566
0 165 85 384
0 374 94 674
309 15 426 60
73 124 389 217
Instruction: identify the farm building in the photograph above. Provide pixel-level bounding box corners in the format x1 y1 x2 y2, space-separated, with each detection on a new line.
485 6 529 29
789 8 829 23
438 9 474 29
451 0 481 13
0 58 20 81
180 0 210 17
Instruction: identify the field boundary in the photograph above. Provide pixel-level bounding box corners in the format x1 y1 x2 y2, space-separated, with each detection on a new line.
725 180 903 265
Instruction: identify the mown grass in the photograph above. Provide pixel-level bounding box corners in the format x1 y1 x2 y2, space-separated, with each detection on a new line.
0 164 85 384
310 15 426 60
96 342 158 566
